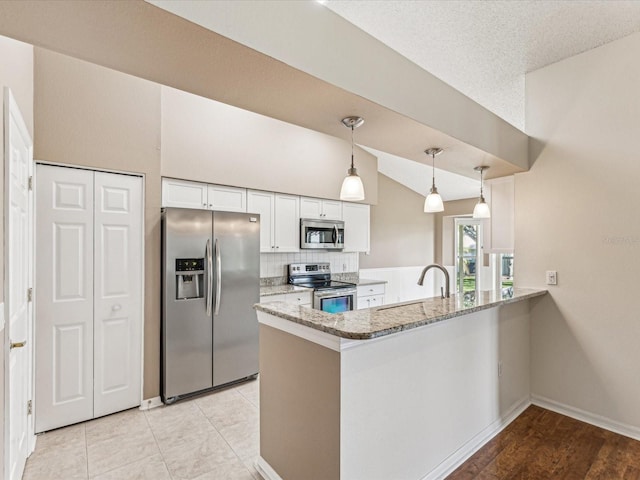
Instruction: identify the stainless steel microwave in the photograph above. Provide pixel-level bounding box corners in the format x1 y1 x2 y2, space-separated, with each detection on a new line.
300 218 345 250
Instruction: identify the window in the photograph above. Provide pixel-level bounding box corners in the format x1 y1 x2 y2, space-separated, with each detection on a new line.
454 218 483 294
497 253 514 292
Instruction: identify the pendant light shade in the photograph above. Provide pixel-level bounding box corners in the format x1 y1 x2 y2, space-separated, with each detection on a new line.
423 148 444 213
473 166 491 219
340 172 365 201
340 116 365 201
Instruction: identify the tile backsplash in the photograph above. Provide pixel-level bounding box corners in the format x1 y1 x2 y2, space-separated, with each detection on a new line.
260 251 359 279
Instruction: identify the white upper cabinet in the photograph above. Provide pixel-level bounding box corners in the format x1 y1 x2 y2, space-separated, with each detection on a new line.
207 184 246 212
342 203 370 253
247 191 300 253
483 176 514 253
162 178 208 209
162 178 246 212
300 196 342 220
273 194 300 253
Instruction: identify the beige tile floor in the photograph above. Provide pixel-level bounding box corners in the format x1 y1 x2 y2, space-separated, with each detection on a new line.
23 378 261 480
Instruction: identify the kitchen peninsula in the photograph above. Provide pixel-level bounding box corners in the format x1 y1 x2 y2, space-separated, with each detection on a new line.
254 288 546 480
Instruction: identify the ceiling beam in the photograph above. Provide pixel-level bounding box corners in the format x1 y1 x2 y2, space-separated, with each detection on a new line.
0 0 529 178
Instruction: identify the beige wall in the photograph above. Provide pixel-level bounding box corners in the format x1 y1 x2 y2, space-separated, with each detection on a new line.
520 32 640 430
434 198 476 265
259 324 340 480
0 34 33 480
360 173 434 269
160 87 378 204
34 48 162 399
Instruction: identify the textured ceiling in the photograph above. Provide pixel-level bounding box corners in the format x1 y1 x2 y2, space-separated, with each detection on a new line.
324 0 640 131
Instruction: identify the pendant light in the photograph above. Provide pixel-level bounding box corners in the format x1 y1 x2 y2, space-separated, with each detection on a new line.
424 148 444 212
340 116 365 201
473 166 491 219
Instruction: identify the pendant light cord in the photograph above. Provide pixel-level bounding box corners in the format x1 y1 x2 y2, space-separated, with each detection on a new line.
350 125 355 169
480 168 484 198
431 152 436 189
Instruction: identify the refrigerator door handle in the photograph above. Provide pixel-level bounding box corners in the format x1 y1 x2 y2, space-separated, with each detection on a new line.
214 238 222 315
206 238 213 316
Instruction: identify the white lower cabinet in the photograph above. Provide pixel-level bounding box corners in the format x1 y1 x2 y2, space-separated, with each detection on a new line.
357 283 386 310
247 190 300 253
35 164 143 432
261 291 312 306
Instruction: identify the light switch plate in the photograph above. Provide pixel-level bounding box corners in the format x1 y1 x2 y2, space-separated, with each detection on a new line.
546 271 558 285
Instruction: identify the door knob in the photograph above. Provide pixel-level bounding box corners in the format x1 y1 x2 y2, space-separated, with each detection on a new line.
10 340 26 350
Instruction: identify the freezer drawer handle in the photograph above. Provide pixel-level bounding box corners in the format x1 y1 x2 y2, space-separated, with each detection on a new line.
206 239 213 316
214 238 222 315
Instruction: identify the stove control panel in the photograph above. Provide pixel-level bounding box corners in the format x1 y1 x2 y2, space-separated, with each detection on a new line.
289 263 331 277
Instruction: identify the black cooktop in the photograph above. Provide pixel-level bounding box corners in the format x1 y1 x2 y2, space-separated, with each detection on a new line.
294 280 356 291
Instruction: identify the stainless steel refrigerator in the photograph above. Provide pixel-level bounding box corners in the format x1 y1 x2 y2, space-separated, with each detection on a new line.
161 208 260 403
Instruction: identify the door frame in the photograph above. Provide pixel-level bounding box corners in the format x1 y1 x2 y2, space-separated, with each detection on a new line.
32 161 147 422
3 87 36 480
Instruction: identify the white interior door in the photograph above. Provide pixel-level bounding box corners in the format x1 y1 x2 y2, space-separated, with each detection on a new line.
93 172 142 417
35 165 94 433
4 88 34 480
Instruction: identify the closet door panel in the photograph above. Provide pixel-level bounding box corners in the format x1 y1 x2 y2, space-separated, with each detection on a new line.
35 165 94 433
93 172 143 417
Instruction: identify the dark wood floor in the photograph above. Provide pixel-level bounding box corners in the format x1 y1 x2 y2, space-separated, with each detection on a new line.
447 405 640 480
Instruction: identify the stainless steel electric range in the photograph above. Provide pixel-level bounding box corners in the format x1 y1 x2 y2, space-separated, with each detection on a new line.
288 263 356 313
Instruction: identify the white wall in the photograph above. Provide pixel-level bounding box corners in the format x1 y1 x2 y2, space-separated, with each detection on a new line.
521 31 640 437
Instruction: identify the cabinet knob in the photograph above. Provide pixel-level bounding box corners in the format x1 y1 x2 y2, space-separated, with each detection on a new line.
209 204 212 207
276 246 279 249
202 203 207 206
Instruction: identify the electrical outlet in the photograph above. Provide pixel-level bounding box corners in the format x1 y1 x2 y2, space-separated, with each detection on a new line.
498 361 503 378
546 270 558 285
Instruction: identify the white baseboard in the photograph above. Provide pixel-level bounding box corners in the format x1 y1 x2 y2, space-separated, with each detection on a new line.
255 456 283 480
138 396 163 411
531 394 640 442
422 395 531 480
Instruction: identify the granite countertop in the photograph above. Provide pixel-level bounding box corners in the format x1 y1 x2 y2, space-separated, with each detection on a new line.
255 287 547 339
354 278 388 286
260 285 312 297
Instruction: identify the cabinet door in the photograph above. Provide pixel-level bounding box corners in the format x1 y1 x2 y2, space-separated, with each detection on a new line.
483 176 514 253
35 165 95 432
162 178 208 209
287 291 312 306
274 194 300 252
299 197 323 219
342 203 370 253
322 200 342 220
93 172 143 418
207 184 247 212
247 190 275 252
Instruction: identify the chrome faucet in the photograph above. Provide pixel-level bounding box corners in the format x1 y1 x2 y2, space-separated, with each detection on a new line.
417 264 450 299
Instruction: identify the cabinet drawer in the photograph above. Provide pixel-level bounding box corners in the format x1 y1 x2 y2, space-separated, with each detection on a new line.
357 283 385 297
260 293 288 304
259 291 312 306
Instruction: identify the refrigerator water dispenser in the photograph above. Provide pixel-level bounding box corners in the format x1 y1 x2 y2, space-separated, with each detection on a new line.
175 258 205 300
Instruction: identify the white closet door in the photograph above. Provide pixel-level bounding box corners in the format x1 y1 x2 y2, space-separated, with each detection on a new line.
35 165 94 433
93 172 143 417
